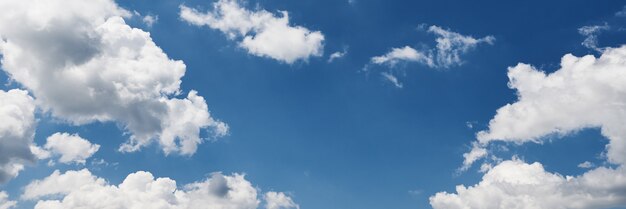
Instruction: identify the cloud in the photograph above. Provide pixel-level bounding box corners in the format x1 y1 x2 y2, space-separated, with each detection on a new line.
33 133 99 164
0 89 36 183
0 191 16 209
443 45 626 209
371 25 494 68
578 161 595 169
264 192 299 209
578 23 610 52
616 6 626 17
0 0 228 156
473 45 626 165
179 0 325 64
327 49 348 63
430 159 626 209
142 15 158 27
371 46 432 67
381 72 403 88
22 169 297 209
460 142 487 171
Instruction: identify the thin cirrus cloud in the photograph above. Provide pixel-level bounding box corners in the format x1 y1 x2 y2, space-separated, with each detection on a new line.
0 0 228 156
578 23 610 52
30 133 100 165
179 0 325 64
369 25 494 88
433 45 626 208
371 25 494 68
21 169 298 209
0 89 36 184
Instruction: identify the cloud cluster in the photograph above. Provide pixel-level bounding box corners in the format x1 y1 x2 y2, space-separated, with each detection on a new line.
0 191 16 209
22 169 297 209
371 25 494 68
0 0 227 156
0 89 36 183
431 159 626 209
31 133 99 165
437 46 626 208
180 0 325 64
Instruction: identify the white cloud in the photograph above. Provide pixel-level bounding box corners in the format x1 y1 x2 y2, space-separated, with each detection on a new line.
371 46 432 67
327 49 348 63
578 161 595 169
0 191 16 209
431 159 626 209
381 72 403 88
142 14 158 27
0 0 228 155
179 0 325 64
265 192 299 209
473 45 626 166
460 142 487 171
0 89 36 183
35 133 100 164
22 169 297 209
444 45 626 209
371 25 494 68
578 24 609 52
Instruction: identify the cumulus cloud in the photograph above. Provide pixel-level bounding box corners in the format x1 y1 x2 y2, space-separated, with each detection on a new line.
431 159 626 209
443 45 626 208
578 23 609 52
371 25 494 68
265 192 299 209
0 0 227 155
0 89 36 183
473 45 626 165
22 169 297 209
33 133 99 164
0 191 16 209
179 0 325 64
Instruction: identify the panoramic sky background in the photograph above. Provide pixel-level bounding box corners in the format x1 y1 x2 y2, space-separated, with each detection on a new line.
1 0 626 209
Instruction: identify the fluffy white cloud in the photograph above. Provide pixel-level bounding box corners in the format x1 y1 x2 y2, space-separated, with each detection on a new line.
474 46 626 165
34 133 100 164
431 159 626 209
579 24 609 52
264 192 299 209
180 0 324 64
0 89 36 183
0 191 16 209
445 45 626 209
371 25 494 68
0 0 227 155
22 169 297 209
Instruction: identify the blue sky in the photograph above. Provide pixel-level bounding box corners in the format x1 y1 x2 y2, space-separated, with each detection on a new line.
1 0 626 209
